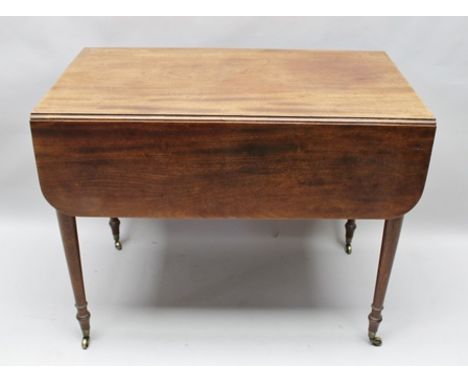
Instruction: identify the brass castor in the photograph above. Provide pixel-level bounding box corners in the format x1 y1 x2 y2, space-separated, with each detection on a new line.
109 217 122 251
81 336 90 350
344 219 356 255
368 332 382 347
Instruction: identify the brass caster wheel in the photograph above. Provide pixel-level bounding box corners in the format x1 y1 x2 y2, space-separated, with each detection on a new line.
81 336 90 350
115 240 122 250
345 243 352 255
368 332 382 347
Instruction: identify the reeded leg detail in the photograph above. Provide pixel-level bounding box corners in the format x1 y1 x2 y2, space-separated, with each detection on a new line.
367 216 403 346
109 217 122 250
345 219 356 254
57 211 91 350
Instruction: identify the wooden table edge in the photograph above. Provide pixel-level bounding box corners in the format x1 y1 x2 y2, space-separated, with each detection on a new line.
30 113 437 127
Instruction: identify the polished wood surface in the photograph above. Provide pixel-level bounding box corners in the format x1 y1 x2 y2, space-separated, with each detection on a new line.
30 48 436 348
31 48 434 122
368 216 404 346
56 211 90 349
31 119 435 219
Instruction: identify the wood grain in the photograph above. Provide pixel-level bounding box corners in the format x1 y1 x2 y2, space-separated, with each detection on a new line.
31 119 435 219
30 48 437 347
368 216 404 344
31 48 434 122
56 211 90 340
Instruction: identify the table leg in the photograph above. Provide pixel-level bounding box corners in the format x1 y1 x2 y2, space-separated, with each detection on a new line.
345 219 357 254
109 217 122 250
57 211 91 350
368 216 403 346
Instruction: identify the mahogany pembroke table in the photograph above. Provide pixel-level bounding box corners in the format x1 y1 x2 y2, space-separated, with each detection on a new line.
30 48 436 349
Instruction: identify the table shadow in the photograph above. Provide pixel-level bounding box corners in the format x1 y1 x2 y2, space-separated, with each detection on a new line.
116 218 349 310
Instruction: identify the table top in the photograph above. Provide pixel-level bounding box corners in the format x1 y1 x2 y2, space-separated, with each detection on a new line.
31 48 434 124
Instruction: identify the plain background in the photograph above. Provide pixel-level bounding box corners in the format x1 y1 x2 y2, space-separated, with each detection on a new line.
0 16 467 365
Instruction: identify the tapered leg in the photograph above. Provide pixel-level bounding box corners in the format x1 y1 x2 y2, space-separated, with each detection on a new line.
368 216 403 346
57 211 91 349
109 217 122 250
345 219 357 254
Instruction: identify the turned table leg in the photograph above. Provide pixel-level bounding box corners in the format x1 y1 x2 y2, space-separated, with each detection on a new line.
345 219 357 254
57 211 91 349
368 216 403 346
109 217 122 250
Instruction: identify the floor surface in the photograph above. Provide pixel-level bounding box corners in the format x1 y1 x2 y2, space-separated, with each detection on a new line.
2 216 466 365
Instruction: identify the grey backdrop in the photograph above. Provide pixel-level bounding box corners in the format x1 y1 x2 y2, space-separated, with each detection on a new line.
1 17 467 365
